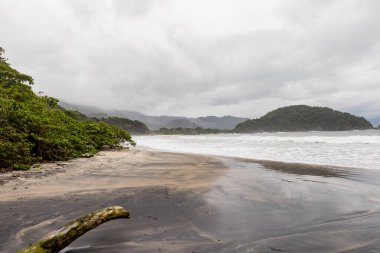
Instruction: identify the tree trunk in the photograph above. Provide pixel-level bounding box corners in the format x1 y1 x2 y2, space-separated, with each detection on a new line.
19 206 129 253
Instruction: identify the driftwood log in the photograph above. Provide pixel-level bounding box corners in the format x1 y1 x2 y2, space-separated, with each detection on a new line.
19 206 129 253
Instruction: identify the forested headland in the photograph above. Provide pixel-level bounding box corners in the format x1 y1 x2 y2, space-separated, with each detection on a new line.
235 105 373 132
0 48 134 170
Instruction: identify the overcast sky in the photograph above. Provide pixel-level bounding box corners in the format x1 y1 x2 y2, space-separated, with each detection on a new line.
1 0 380 120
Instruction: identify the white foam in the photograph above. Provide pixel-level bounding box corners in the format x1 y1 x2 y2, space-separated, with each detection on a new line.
134 130 380 170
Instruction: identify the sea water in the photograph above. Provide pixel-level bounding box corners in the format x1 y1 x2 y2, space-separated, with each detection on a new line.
134 130 380 169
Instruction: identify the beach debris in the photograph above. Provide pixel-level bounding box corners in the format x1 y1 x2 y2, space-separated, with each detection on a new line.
18 206 129 253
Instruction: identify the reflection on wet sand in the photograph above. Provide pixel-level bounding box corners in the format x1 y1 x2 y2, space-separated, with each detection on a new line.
1 149 380 252
204 158 380 252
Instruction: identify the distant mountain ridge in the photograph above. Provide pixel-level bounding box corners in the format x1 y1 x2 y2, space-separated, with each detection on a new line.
60 107 150 135
235 105 373 132
60 102 248 130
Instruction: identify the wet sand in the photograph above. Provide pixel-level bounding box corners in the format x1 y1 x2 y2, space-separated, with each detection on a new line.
1 148 380 252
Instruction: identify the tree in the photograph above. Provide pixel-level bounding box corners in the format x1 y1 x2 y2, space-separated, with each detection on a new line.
0 48 135 170
0 47 6 62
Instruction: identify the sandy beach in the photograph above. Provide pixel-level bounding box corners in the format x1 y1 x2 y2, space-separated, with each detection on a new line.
1 148 380 252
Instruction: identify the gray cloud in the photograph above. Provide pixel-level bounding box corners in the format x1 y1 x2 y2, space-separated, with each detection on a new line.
1 0 379 120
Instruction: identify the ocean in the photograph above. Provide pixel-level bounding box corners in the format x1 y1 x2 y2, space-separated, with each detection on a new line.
135 129 380 170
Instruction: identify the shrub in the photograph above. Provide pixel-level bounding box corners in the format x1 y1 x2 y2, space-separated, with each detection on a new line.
0 48 134 170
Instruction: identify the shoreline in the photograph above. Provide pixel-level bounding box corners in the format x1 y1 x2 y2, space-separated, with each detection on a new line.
2 147 380 252
0 148 366 201
137 145 379 178
0 148 227 202
136 143 379 171
134 130 380 170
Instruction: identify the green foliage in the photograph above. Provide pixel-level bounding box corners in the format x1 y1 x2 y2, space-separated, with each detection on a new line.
0 49 134 170
154 127 228 135
99 117 150 135
60 109 150 135
61 108 92 122
0 47 6 62
235 105 374 133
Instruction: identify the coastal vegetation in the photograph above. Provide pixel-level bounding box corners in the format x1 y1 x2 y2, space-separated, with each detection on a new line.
153 127 228 135
61 109 150 135
153 106 374 135
235 105 373 132
98 117 150 135
58 102 248 130
0 48 134 170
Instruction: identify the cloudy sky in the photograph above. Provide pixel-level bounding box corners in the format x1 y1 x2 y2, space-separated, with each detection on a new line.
1 0 380 120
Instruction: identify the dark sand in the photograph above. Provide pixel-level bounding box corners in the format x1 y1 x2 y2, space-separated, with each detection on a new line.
1 148 380 252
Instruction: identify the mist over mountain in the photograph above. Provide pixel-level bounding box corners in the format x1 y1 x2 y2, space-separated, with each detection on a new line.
369 117 380 127
60 102 248 130
164 118 198 129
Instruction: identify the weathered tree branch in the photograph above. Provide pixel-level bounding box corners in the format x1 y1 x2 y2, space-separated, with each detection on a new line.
19 206 129 253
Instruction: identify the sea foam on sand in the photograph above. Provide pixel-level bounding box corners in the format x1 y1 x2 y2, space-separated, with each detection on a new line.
135 130 380 170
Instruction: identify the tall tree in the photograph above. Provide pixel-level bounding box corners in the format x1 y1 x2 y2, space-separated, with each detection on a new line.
0 47 6 62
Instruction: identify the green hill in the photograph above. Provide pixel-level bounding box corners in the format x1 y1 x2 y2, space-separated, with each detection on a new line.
154 127 227 135
235 105 373 133
99 117 150 135
60 107 150 135
0 47 134 170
